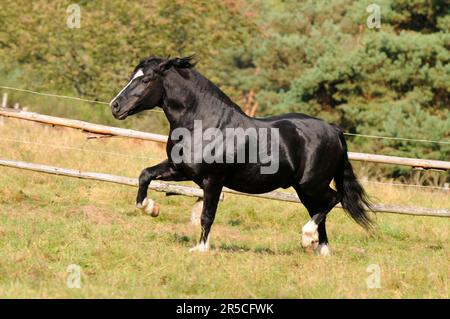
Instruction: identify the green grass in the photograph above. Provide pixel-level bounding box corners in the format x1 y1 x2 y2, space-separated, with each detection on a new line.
0 119 448 298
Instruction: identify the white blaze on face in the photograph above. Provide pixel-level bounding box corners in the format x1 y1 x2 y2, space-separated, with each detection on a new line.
109 69 145 106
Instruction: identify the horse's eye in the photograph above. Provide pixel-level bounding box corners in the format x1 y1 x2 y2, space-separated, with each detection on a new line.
142 77 151 84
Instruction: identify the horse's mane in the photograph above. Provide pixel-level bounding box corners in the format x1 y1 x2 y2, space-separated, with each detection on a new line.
134 55 196 72
190 69 245 113
135 55 244 114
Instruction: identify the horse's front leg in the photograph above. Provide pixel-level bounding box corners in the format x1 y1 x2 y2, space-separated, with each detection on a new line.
190 177 223 252
136 159 188 217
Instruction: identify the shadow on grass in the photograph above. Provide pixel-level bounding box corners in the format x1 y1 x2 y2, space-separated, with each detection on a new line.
216 243 296 255
171 232 298 255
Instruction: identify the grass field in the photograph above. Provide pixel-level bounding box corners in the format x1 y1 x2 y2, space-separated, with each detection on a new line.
0 118 448 298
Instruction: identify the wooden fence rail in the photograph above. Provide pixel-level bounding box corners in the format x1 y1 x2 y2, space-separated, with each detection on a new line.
0 158 448 217
0 158 223 201
0 107 168 143
1 107 449 170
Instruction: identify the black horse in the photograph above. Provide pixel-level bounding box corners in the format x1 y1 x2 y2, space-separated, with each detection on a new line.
110 55 372 255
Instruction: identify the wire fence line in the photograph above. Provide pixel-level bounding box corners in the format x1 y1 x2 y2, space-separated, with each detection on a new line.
343 133 450 145
0 85 110 105
0 136 162 161
362 180 449 191
0 85 165 114
1 84 449 145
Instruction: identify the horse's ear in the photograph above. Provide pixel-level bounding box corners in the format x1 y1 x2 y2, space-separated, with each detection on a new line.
171 56 196 68
155 59 172 75
155 56 196 74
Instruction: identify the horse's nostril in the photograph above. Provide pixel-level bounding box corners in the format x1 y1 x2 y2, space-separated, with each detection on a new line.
112 101 119 110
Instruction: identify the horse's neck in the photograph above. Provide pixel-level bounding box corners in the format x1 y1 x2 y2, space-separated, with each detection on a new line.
162 69 247 130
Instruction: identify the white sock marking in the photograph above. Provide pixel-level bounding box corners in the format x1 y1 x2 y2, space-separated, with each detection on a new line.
302 219 318 234
315 243 330 256
136 197 158 216
301 219 319 249
189 235 210 252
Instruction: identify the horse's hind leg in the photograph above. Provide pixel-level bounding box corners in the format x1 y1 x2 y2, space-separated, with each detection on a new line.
294 185 341 256
189 177 223 252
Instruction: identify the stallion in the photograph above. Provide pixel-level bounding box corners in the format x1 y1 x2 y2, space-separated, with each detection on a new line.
110 56 373 256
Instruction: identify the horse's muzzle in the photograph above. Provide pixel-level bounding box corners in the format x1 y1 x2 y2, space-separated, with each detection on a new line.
111 102 128 120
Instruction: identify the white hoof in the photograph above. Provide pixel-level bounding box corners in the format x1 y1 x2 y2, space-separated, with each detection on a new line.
301 220 319 251
136 197 159 217
190 200 203 226
189 241 209 252
315 243 330 256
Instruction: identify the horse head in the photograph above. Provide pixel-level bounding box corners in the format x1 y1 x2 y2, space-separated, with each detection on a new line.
109 55 195 120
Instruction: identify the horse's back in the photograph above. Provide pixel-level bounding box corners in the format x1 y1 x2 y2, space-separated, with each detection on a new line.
256 112 337 132
255 112 342 150
255 112 345 186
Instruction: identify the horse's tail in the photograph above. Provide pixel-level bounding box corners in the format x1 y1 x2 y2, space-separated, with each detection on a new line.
335 131 374 230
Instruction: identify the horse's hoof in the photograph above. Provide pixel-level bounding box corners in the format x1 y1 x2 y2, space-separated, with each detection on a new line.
315 243 331 256
301 232 319 250
136 198 159 217
189 242 209 252
301 221 319 251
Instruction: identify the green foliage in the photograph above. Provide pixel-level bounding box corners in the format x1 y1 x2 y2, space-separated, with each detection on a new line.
0 0 255 100
0 0 255 133
243 0 449 179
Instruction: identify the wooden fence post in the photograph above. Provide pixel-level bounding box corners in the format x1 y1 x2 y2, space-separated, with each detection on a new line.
0 93 7 125
1 93 7 108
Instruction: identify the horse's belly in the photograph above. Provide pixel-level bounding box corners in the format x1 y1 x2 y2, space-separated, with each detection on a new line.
224 182 281 194
224 167 293 194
